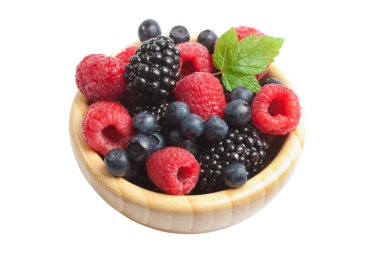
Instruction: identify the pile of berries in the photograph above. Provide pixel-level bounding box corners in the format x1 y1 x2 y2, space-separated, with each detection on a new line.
75 19 301 195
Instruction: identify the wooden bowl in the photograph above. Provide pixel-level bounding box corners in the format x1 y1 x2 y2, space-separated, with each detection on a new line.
70 62 305 234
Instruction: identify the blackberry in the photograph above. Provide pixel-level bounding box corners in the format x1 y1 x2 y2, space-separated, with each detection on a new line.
128 100 169 122
125 36 180 105
195 124 269 193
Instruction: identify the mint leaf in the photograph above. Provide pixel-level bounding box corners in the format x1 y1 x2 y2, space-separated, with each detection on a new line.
212 28 238 70
212 28 284 93
222 73 260 93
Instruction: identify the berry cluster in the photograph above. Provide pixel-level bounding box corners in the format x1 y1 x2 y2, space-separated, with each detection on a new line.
75 19 301 196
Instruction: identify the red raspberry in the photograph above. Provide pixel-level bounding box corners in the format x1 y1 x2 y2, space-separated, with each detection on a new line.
174 72 227 120
75 54 125 102
115 45 139 65
251 85 301 135
82 101 133 155
146 147 200 195
234 26 268 80
255 69 269 81
234 26 265 40
176 42 213 78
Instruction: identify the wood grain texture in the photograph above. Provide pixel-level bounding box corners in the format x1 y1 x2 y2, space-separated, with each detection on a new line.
69 63 306 234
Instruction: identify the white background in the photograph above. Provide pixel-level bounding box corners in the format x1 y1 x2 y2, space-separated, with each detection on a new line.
1 0 379 252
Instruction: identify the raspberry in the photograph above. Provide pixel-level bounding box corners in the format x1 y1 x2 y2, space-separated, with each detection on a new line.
251 84 301 135
76 54 125 102
234 26 268 80
146 147 200 195
115 45 139 65
176 42 213 78
174 72 227 120
234 26 265 40
82 101 133 155
255 69 269 81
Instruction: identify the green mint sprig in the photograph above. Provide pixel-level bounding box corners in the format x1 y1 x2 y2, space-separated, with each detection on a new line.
212 28 284 92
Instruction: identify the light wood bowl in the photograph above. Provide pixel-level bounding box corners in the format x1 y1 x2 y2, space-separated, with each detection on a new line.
70 59 305 233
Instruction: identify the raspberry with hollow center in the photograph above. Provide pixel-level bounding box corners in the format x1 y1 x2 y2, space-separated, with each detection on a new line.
251 84 301 135
146 147 200 195
176 42 213 78
76 54 125 102
82 101 133 155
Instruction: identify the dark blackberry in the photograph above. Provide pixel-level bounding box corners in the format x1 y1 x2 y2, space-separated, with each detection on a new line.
129 100 169 121
125 36 180 105
195 124 269 194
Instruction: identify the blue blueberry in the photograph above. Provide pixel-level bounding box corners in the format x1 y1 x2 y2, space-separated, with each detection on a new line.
261 77 281 86
132 112 158 135
224 99 251 128
168 129 185 146
182 139 200 157
168 129 200 156
166 101 191 128
138 19 162 41
197 29 218 53
127 134 152 162
104 149 134 177
203 116 229 143
149 132 166 151
169 25 190 44
229 87 254 104
222 163 247 188
180 114 204 139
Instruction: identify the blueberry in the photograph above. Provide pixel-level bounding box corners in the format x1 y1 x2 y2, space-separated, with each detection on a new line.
168 129 185 146
203 116 229 143
127 134 152 162
169 25 190 44
149 132 166 151
132 112 158 135
261 77 281 86
180 114 204 139
168 130 199 156
229 87 254 104
224 99 252 128
182 139 200 157
138 19 162 41
123 161 145 180
165 101 190 128
222 163 247 188
197 29 218 53
104 149 134 178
